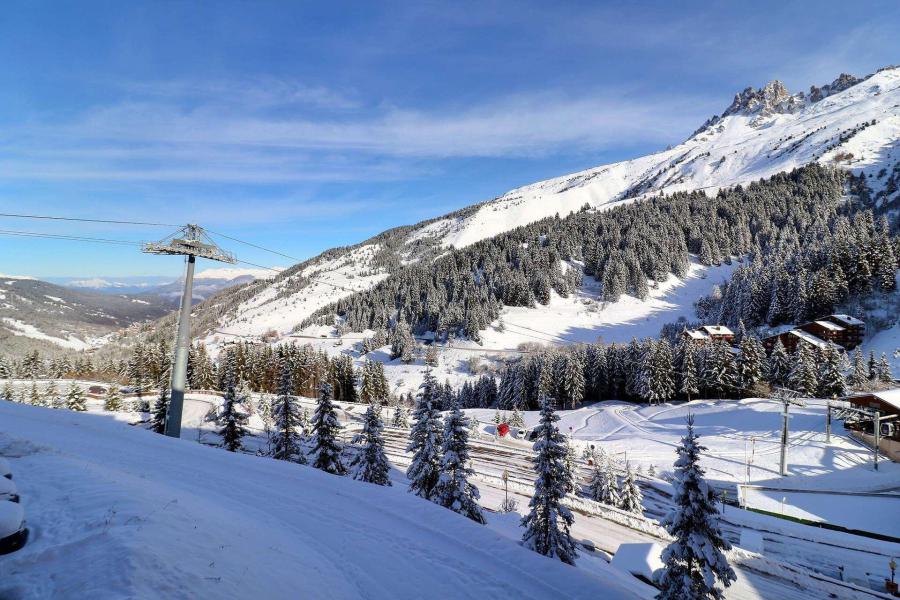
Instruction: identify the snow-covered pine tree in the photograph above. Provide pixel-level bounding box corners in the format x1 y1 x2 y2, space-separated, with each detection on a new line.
103 385 122 411
28 381 42 406
618 462 644 515
877 353 893 383
563 437 577 494
655 414 736 600
520 395 578 565
701 341 736 399
848 348 868 390
311 382 346 475
788 343 818 396
562 350 585 408
272 356 305 463
767 338 791 388
424 344 439 367
509 408 525 429
406 370 443 500
66 384 87 412
150 376 170 434
433 400 484 523
597 451 621 506
352 403 391 485
680 342 699 402
584 460 606 502
817 342 846 399
390 399 409 428
44 380 59 408
738 335 765 396
218 368 249 453
1 380 13 402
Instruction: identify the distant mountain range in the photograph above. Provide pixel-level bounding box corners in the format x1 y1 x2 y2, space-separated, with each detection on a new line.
1 268 279 354
48 267 280 306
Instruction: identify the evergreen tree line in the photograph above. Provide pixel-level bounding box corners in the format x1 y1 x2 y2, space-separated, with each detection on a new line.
696 208 899 328
300 165 848 342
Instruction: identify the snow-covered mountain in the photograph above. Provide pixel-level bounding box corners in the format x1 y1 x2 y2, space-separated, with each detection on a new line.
52 267 281 309
0 276 169 353
189 66 900 344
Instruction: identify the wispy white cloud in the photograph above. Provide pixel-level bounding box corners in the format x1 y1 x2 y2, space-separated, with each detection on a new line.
3 81 718 184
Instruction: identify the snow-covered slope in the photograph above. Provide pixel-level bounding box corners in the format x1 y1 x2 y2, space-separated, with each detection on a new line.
201 66 900 341
0 401 641 599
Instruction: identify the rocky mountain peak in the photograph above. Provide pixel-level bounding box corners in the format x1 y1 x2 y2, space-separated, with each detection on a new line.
808 73 861 102
722 79 799 117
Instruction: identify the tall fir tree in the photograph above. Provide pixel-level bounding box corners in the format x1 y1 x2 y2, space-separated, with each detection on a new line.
311 382 346 475
618 462 644 515
680 343 699 402
877 353 894 383
585 450 620 507
390 399 410 428
848 348 868 390
406 370 443 500
788 343 818 396
103 385 123 412
738 335 765 396
44 380 60 409
520 396 578 565
66 384 87 412
655 415 735 600
28 381 43 407
1 380 14 402
272 356 305 463
767 339 791 388
433 400 484 523
817 343 846 398
150 375 170 434
352 403 391 485
218 366 249 452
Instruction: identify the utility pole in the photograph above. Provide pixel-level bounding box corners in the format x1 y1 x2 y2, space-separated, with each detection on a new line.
780 400 790 476
873 410 881 472
774 387 803 477
143 224 235 438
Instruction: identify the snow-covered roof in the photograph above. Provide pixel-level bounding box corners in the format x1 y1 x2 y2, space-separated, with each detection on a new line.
684 329 709 340
828 314 865 326
788 329 830 348
813 320 844 331
701 325 734 336
871 389 900 413
610 543 664 580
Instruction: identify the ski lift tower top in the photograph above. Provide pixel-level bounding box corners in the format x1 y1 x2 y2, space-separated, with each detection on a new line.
142 224 235 438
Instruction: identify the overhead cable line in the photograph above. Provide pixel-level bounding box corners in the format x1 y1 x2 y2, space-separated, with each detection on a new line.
0 229 142 246
0 212 177 227
205 229 302 262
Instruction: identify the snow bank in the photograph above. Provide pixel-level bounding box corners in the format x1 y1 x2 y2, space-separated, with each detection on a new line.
0 401 641 600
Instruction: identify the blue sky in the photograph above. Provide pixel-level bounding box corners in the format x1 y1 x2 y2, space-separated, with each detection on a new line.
1 0 898 278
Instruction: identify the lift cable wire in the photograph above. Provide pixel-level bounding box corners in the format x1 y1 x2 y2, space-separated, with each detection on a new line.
205 229 302 263
0 212 177 227
0 229 143 246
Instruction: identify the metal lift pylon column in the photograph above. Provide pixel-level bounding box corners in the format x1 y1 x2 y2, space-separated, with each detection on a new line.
142 224 235 438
